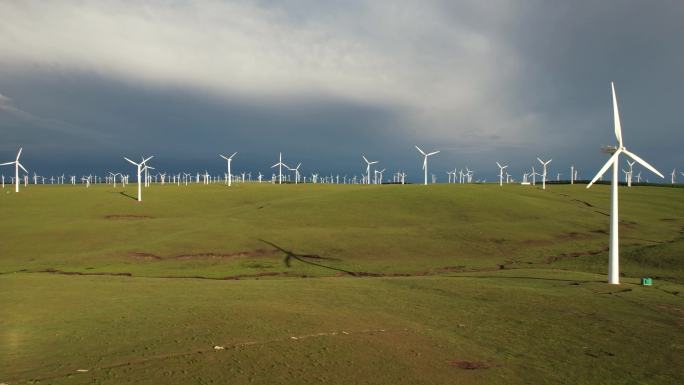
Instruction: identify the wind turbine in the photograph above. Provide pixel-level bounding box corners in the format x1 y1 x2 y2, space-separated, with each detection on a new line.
586 82 664 285
537 157 552 190
362 155 378 185
415 146 439 185
0 148 28 193
287 163 302 184
626 160 635 187
271 152 288 184
219 152 237 187
124 155 153 202
570 165 575 184
496 162 508 187
671 169 676 184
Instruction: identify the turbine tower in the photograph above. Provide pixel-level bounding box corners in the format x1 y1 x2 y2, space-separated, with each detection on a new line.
586 82 664 284
537 157 552 190
219 152 237 187
362 155 378 185
496 162 508 187
124 155 154 202
415 146 440 185
271 152 288 184
0 148 27 193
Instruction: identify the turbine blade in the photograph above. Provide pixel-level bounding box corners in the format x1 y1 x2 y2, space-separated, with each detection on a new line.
362 155 369 163
611 82 623 147
415 146 426 155
622 149 664 178
428 151 440 156
18 162 27 173
219 155 228 160
230 152 237 159
537 157 543 164
16 147 23 161
587 149 622 188
496 162 502 168
271 163 279 168
124 157 138 166
142 156 154 164
0 161 14 166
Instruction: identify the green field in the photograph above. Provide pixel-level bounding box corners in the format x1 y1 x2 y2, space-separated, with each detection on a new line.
1 183 683 384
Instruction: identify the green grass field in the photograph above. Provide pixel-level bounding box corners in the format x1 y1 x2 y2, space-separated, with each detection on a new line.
1 183 683 384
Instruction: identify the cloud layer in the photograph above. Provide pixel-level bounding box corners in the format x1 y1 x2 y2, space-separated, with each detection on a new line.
0 1 682 179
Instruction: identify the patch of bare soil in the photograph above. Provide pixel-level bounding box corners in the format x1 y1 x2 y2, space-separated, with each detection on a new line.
128 252 162 260
450 360 490 369
104 214 153 220
41 268 132 277
521 231 596 247
583 348 615 358
544 247 608 264
655 304 684 326
436 265 467 273
174 249 279 259
559 231 589 240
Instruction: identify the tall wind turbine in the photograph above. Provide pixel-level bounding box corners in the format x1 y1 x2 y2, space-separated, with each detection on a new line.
219 152 237 187
0 148 28 193
586 82 664 285
570 165 575 184
415 146 440 185
537 157 552 190
124 155 153 202
271 152 288 184
287 163 302 184
626 160 635 187
362 155 378 185
496 162 508 187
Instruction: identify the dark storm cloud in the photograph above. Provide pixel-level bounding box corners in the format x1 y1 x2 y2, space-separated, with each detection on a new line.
0 1 682 181
0 70 411 177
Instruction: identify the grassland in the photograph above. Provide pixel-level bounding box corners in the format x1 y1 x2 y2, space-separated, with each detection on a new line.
1 183 683 384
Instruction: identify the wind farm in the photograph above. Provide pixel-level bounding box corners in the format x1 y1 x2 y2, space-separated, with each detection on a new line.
2 87 683 383
1 2 683 384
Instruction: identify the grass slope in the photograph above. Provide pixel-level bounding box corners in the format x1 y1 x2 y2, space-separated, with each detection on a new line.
1 183 683 384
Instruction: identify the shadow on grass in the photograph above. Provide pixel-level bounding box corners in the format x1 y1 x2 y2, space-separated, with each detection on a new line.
259 239 357 276
117 191 138 201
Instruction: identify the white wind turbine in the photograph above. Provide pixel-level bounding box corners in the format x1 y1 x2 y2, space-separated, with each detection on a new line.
415 146 440 185
362 155 378 185
124 155 154 202
570 165 575 184
626 160 635 187
271 152 288 184
496 162 508 187
219 152 237 187
0 148 28 193
537 157 552 190
586 82 664 285
287 163 302 184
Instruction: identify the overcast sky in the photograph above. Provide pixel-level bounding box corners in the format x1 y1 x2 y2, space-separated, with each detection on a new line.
0 1 682 181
